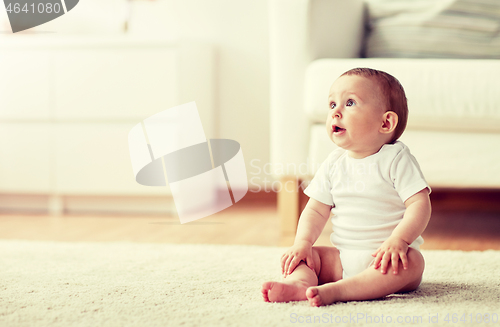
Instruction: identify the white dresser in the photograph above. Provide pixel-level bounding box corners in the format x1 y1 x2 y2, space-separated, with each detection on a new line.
0 36 215 214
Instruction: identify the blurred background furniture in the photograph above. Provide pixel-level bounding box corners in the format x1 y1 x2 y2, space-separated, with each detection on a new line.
269 0 500 236
0 0 273 217
0 37 214 214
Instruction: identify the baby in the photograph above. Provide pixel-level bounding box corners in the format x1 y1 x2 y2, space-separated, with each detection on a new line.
262 68 431 307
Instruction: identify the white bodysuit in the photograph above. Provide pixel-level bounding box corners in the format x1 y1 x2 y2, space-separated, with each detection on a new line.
304 141 430 279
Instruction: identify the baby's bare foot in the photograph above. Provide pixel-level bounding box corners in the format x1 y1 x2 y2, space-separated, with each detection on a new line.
261 281 308 302
306 284 337 307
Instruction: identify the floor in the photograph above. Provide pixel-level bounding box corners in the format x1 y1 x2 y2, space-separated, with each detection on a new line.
0 190 499 251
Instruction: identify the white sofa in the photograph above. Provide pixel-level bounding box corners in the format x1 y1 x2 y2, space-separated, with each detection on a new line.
269 0 500 235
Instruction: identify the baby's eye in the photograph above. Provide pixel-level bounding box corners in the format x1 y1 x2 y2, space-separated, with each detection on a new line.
330 102 336 109
346 99 355 107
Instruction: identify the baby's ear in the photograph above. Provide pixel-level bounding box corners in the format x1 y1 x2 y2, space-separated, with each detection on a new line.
380 111 398 134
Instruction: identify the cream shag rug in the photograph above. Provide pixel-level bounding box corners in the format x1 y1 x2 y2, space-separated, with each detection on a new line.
1 240 499 327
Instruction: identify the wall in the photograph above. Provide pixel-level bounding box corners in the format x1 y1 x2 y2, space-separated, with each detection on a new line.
128 0 272 190
170 0 272 190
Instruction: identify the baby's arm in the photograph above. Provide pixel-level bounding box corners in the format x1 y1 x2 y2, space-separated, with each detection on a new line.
281 198 331 276
372 188 431 274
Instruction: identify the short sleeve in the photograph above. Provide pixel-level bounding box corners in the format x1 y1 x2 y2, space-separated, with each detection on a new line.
303 153 338 206
390 146 431 202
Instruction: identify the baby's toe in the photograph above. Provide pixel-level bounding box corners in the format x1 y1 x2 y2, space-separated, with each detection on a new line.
306 287 323 307
261 282 273 302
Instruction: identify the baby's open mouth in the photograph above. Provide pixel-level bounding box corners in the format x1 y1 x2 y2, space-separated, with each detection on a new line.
333 126 346 134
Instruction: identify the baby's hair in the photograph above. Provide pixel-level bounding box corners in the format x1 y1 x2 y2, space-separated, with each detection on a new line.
340 68 408 144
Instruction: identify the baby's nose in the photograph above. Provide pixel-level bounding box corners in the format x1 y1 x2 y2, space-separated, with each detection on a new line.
332 110 341 119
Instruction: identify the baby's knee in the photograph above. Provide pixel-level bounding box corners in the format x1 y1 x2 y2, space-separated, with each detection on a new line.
407 248 425 276
312 246 342 282
312 246 339 263
310 247 322 271
392 248 425 293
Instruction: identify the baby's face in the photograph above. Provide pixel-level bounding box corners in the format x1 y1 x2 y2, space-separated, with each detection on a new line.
326 75 388 158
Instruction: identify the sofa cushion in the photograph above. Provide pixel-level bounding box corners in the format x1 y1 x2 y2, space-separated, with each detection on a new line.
304 58 500 132
364 0 500 58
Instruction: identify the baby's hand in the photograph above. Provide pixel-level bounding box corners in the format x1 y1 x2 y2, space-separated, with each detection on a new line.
371 236 409 275
280 240 314 277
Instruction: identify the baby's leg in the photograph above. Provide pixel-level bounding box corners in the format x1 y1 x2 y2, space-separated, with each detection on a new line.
262 246 342 303
306 247 424 306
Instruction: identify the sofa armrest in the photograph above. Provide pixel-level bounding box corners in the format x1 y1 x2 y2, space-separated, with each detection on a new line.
269 0 364 177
